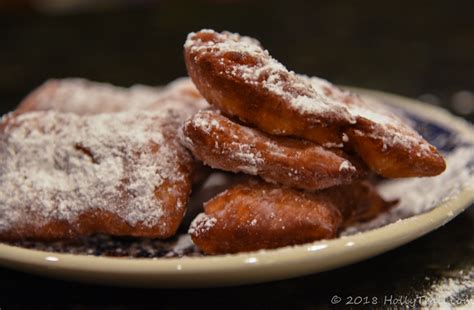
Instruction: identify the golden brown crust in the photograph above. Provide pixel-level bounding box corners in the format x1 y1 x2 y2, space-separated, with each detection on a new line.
189 179 342 254
189 179 395 254
325 180 398 226
15 80 60 115
181 109 366 190
1 208 186 241
184 30 353 146
301 76 447 178
347 121 446 177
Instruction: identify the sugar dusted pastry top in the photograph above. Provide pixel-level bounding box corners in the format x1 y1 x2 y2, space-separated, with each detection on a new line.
185 29 354 126
0 109 193 237
16 77 208 120
303 75 434 156
16 78 161 115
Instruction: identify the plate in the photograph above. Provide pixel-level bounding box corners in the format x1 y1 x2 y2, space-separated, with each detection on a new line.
1 87 473 288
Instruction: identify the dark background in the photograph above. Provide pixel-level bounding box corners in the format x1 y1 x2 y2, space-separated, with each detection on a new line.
1 0 473 308
1 0 474 119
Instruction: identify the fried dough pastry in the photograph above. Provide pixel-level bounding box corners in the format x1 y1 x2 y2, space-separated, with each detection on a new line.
0 110 194 241
189 179 342 254
184 29 445 178
181 109 365 190
326 180 397 227
189 179 395 254
184 29 354 146
304 76 446 177
15 77 208 120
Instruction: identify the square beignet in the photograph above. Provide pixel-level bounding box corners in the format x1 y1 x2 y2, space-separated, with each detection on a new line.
0 110 194 240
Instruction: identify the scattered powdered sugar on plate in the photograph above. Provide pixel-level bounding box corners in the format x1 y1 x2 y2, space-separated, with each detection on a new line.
8 233 200 258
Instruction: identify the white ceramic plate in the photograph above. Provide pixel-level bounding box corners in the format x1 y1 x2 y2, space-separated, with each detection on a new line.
1 88 473 288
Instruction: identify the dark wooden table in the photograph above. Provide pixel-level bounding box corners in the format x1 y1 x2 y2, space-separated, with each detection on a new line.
1 1 473 308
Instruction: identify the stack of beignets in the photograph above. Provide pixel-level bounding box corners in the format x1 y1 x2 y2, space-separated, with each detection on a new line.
183 29 445 254
0 30 446 256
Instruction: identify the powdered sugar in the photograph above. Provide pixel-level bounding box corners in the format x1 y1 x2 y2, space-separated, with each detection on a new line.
8 233 201 258
21 78 161 115
186 29 438 161
230 142 264 174
17 77 208 121
342 133 349 142
185 30 352 121
323 142 344 148
421 274 473 308
188 111 219 135
188 213 217 235
339 160 355 172
181 110 265 175
0 109 192 234
304 75 435 155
